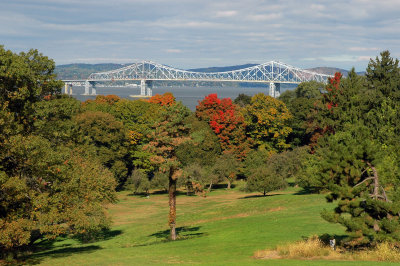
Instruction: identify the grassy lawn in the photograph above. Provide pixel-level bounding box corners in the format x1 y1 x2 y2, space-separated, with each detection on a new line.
27 185 397 265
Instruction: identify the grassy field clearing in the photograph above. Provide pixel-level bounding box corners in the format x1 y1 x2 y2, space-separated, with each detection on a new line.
28 185 397 265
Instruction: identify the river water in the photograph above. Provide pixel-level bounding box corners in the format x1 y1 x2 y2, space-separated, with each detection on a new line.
70 84 296 111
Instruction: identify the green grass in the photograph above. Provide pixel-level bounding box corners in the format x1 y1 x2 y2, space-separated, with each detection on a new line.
27 185 397 265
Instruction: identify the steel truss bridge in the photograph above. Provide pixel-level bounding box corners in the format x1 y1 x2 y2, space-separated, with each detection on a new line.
63 61 332 98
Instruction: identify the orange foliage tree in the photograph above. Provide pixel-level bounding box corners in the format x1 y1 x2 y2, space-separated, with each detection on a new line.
144 102 190 240
82 95 121 113
83 95 120 106
147 92 176 106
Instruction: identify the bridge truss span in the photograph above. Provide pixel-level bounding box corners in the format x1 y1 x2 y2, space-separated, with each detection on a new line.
74 60 332 97
88 60 331 84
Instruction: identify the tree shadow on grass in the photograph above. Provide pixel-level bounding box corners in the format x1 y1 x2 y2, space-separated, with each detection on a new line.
150 226 205 241
73 229 123 244
127 190 190 197
210 183 236 189
24 245 102 265
23 229 122 264
122 226 205 248
239 193 283 199
293 187 320 195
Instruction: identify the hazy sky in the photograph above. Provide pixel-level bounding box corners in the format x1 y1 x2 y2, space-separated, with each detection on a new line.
1 0 399 70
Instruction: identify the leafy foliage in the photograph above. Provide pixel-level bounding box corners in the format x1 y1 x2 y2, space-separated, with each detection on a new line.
0 47 117 257
125 170 151 195
82 95 121 114
279 81 323 146
234 93 252 107
0 136 116 255
176 115 221 167
147 92 176 106
243 93 292 151
245 166 287 196
0 46 63 132
144 102 191 240
305 51 400 247
243 148 307 195
196 93 250 159
32 95 81 144
74 111 129 186
210 153 240 190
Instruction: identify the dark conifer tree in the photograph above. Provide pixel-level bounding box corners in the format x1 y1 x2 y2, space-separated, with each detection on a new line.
313 51 400 247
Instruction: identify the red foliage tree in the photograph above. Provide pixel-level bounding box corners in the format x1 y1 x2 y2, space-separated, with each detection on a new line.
325 72 342 111
196 94 250 159
307 72 343 151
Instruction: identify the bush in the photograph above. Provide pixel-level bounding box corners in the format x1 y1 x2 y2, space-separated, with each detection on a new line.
356 242 400 262
125 170 150 195
245 166 287 196
255 237 400 262
150 171 169 192
181 163 207 195
277 236 331 258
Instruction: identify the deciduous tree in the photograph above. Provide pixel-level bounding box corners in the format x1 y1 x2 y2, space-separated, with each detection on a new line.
0 46 63 132
74 111 129 186
196 94 250 159
0 136 116 257
243 93 292 151
144 101 191 240
147 92 176 106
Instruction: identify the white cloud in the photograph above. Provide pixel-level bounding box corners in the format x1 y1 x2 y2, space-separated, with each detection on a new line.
150 19 227 29
349 47 380 52
215 10 238 18
246 13 282 22
357 56 372 61
165 49 182 53
303 55 360 62
310 4 325 11
73 57 136 63
1 0 399 71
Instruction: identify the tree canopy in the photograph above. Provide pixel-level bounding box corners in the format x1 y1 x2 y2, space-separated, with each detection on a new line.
0 47 116 258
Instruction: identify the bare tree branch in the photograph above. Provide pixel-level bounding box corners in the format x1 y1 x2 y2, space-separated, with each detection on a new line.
354 177 374 187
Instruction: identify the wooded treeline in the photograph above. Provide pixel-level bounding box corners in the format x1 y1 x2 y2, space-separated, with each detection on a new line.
1 46 400 259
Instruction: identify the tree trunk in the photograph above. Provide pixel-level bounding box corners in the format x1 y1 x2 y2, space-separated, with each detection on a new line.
168 172 177 241
371 165 379 200
207 181 213 193
227 180 231 189
263 189 266 196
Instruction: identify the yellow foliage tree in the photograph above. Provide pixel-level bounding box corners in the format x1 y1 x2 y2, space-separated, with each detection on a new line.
243 93 292 151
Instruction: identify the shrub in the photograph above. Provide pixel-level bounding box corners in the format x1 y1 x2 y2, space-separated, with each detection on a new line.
125 170 150 195
277 236 331 258
356 242 400 262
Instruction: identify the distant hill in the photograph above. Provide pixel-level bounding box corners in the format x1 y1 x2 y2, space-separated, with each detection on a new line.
188 64 258 73
55 63 129 80
306 67 365 77
55 63 261 79
306 67 349 76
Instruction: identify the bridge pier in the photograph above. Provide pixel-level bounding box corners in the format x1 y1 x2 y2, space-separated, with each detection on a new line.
140 80 153 97
64 83 73 95
84 81 97 95
269 82 280 98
